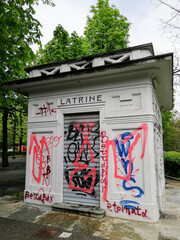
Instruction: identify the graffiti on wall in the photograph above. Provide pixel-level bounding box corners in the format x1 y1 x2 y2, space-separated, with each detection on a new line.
29 133 61 186
106 200 148 218
100 131 109 195
101 123 149 219
25 188 54 204
64 120 100 197
152 94 161 122
154 127 164 187
36 101 56 117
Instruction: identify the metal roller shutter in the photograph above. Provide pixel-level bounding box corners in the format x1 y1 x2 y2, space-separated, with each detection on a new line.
63 112 100 206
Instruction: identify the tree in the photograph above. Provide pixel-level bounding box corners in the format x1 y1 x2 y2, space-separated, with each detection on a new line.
35 25 90 64
9 109 28 155
0 0 54 167
0 104 27 157
162 110 180 151
69 31 90 59
35 24 70 64
157 0 180 85
35 0 130 64
84 0 130 54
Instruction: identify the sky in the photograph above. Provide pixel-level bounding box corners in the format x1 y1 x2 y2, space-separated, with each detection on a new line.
33 0 180 112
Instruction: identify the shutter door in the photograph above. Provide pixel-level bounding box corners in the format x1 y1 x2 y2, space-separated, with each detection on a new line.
63 112 100 206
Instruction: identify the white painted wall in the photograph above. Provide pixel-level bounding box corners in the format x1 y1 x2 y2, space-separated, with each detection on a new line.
24 71 164 223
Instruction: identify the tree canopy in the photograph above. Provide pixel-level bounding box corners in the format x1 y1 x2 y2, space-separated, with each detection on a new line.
84 0 130 54
157 0 180 86
35 25 90 64
0 0 54 88
162 111 180 152
0 0 54 167
35 0 130 64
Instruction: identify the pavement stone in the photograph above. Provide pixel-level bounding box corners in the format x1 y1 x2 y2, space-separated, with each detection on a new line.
6 203 52 222
159 219 180 240
0 201 25 217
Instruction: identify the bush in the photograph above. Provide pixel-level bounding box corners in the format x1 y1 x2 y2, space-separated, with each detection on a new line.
164 151 180 179
13 192 24 200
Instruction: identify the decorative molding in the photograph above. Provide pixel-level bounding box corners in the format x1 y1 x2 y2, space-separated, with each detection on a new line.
27 121 59 128
29 49 152 78
103 114 158 124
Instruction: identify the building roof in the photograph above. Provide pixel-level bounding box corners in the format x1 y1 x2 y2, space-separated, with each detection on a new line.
4 43 173 110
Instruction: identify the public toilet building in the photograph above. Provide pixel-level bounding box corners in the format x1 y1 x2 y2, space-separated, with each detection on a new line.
5 43 173 222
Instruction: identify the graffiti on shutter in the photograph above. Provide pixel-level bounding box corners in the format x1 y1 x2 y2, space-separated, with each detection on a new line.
63 112 100 206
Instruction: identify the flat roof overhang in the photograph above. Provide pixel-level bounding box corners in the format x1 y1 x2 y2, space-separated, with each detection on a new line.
4 53 173 111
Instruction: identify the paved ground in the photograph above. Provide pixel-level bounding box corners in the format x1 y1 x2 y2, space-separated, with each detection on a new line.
0 157 180 240
0 157 25 197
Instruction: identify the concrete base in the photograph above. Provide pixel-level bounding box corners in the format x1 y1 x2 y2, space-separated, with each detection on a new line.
52 203 106 219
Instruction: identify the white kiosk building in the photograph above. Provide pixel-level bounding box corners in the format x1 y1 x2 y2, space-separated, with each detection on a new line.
5 43 173 222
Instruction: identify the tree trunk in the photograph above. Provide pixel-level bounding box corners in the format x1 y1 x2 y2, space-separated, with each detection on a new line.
19 137 22 155
12 113 16 159
2 109 9 167
19 111 22 155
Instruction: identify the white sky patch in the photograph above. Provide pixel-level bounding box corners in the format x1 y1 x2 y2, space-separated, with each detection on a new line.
33 0 180 113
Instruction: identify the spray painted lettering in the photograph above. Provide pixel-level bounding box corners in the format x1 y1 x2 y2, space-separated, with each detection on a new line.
64 120 100 197
100 131 109 195
36 101 56 117
25 188 54 204
46 136 62 148
106 200 150 219
29 133 61 186
102 124 148 212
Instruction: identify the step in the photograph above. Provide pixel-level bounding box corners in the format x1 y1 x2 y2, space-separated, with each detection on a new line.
52 203 106 219
161 208 180 220
159 219 180 240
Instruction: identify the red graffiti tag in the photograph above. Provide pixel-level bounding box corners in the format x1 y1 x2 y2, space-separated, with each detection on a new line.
29 133 50 184
102 123 148 202
69 121 97 194
25 188 54 204
115 123 148 180
29 134 62 186
36 101 56 117
100 131 109 195
46 136 62 148
106 200 150 219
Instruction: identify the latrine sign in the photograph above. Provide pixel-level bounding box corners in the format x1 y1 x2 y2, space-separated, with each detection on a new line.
58 95 103 106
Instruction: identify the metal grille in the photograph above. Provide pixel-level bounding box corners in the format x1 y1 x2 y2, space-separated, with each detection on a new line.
63 112 100 206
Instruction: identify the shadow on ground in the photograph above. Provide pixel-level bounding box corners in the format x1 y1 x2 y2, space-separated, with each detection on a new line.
0 157 26 197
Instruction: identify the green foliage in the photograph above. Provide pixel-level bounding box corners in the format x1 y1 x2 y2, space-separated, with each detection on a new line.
35 0 130 64
0 0 54 166
13 191 24 200
7 107 28 147
35 24 70 64
164 151 180 178
84 0 130 54
0 0 54 86
35 25 90 64
0 0 55 108
162 111 180 151
69 31 90 59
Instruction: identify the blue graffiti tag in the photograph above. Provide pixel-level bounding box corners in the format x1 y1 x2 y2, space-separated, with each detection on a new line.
115 132 144 208
120 200 140 210
115 132 133 157
122 177 144 198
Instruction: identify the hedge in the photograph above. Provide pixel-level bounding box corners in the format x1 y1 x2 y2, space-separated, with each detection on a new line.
164 151 180 179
